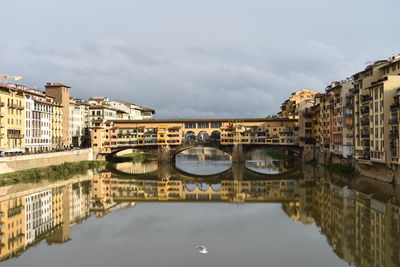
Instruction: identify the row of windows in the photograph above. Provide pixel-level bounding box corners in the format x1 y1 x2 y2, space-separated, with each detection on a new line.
184 122 222 129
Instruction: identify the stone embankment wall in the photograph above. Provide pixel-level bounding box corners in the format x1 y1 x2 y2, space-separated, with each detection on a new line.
301 146 398 183
355 162 394 183
0 149 95 174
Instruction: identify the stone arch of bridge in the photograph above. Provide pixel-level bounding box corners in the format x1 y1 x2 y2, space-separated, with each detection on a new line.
170 144 232 161
210 130 221 141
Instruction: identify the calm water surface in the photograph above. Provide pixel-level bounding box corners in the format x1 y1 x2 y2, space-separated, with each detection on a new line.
0 148 398 267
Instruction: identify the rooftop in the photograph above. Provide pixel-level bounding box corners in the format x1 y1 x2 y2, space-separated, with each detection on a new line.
108 117 298 124
45 82 71 88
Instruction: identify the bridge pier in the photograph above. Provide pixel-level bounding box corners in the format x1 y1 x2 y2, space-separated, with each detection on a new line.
157 145 172 162
231 144 245 163
158 162 172 179
232 163 245 180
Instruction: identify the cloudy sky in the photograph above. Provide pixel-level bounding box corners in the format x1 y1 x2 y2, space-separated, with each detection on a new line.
1 0 399 118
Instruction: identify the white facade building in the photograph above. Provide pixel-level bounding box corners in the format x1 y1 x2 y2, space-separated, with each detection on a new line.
88 106 119 127
70 99 89 147
110 100 155 120
24 91 53 153
25 190 53 245
69 182 91 224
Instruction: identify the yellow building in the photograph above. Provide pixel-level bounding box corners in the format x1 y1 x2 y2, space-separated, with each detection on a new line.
352 56 400 165
0 197 25 260
279 88 319 119
0 84 25 155
52 103 63 150
90 118 299 154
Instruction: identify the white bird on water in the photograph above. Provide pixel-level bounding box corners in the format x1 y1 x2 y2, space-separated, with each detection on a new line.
196 246 208 254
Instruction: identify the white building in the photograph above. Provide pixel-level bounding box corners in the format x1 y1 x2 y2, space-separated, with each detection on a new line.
69 182 91 224
25 190 53 245
70 98 89 147
24 90 54 153
110 100 144 120
88 105 121 127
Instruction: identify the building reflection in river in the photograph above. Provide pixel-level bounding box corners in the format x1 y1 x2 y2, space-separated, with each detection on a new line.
301 166 400 267
245 149 288 174
0 174 94 261
2 165 400 266
93 171 299 204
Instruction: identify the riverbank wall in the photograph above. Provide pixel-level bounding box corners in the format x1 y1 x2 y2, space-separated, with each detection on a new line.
0 149 97 174
300 145 400 184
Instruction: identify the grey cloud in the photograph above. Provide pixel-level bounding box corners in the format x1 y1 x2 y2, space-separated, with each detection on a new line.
0 40 352 118
1 0 399 119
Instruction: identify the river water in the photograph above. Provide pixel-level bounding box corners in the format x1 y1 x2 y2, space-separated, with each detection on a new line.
0 148 398 266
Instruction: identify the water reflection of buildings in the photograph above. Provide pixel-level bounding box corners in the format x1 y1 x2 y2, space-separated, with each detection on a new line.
179 147 232 161
92 171 300 204
245 149 288 174
0 175 93 261
301 172 400 267
4 165 400 266
114 161 158 175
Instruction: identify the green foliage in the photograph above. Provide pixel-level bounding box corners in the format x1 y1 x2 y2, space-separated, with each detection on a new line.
264 148 294 160
0 160 107 186
329 163 355 176
306 159 318 165
112 150 156 163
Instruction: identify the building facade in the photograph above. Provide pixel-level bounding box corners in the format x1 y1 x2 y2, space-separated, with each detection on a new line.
0 84 25 155
45 83 71 148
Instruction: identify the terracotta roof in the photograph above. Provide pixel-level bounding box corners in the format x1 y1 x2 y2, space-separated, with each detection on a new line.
142 107 155 113
45 82 71 88
107 117 298 124
33 98 59 106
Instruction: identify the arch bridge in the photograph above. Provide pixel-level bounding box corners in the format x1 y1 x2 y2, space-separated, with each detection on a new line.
92 117 300 162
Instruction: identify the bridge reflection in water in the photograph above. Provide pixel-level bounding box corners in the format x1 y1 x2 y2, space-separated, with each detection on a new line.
2 166 400 266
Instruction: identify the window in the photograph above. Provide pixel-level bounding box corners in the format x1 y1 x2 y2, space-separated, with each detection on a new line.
210 122 222 128
198 122 209 129
184 122 196 129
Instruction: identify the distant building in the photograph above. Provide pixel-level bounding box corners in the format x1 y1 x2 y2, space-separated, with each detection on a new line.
110 99 155 120
279 89 319 119
0 84 25 155
69 98 90 147
22 88 57 153
45 83 71 148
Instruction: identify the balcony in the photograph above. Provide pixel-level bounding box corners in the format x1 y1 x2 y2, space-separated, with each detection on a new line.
361 133 370 139
8 103 24 109
7 133 24 139
361 95 372 103
361 120 369 127
391 103 400 110
345 103 353 108
360 108 369 115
